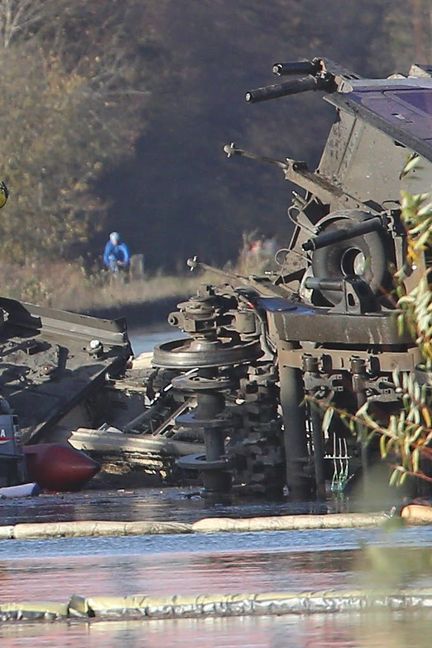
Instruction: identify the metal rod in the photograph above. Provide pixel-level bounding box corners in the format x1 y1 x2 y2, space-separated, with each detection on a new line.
245 76 319 103
279 361 311 500
302 217 383 252
351 358 369 492
273 60 321 77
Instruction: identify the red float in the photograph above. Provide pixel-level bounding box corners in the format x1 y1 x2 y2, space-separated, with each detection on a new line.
24 443 100 492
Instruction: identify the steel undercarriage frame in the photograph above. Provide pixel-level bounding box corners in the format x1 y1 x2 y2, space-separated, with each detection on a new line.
144 57 432 499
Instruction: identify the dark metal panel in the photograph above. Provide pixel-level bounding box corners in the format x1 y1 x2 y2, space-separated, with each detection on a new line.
327 88 432 160
0 297 132 442
270 306 413 346
318 112 411 205
0 297 129 346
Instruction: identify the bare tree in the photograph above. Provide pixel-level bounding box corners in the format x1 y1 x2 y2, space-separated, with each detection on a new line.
0 1 161 262
0 0 54 48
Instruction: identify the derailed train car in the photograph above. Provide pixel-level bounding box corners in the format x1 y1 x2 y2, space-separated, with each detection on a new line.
15 58 432 499
142 58 432 499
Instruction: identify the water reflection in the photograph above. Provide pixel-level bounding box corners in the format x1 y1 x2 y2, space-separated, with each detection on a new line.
0 548 356 603
0 327 430 646
3 543 432 605
1 531 432 647
0 613 432 648
130 326 186 355
0 487 342 527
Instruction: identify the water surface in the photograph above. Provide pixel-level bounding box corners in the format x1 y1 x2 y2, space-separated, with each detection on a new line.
1 328 430 647
0 611 431 648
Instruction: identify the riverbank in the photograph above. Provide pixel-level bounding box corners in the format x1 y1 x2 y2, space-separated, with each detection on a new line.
86 297 184 328
0 260 217 324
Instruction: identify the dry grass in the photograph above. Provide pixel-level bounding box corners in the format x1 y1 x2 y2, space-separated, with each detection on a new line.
0 232 275 313
0 261 214 312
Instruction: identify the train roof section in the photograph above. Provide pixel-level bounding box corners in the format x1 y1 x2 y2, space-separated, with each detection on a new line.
326 77 432 160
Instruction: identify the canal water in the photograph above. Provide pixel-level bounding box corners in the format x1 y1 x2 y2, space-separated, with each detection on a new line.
0 327 431 646
2 612 431 648
1 525 432 647
129 323 187 355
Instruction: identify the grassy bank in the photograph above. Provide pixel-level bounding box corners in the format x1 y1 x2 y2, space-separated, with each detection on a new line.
0 235 273 315
0 261 214 313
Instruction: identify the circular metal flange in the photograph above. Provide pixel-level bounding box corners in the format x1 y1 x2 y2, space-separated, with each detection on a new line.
171 374 234 392
153 337 262 369
176 411 231 429
177 298 217 320
177 453 232 471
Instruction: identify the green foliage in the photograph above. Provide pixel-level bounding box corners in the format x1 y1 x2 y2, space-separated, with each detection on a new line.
335 178 432 487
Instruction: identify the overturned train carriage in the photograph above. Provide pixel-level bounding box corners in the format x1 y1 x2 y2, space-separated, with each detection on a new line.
0 299 131 443
43 58 432 498
144 58 432 499
0 298 205 484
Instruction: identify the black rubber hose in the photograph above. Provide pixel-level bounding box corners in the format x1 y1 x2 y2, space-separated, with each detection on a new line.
245 76 318 103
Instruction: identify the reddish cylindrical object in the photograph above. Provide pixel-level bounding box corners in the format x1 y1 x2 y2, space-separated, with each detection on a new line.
24 443 100 492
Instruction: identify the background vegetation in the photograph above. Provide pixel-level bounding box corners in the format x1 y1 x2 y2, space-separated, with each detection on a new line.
0 0 430 281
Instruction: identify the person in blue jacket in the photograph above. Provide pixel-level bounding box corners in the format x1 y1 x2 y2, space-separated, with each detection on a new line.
103 232 130 274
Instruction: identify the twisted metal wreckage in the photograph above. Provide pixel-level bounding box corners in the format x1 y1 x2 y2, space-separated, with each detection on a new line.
2 57 432 499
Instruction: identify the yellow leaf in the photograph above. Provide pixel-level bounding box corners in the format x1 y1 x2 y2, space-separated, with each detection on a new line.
422 406 432 428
